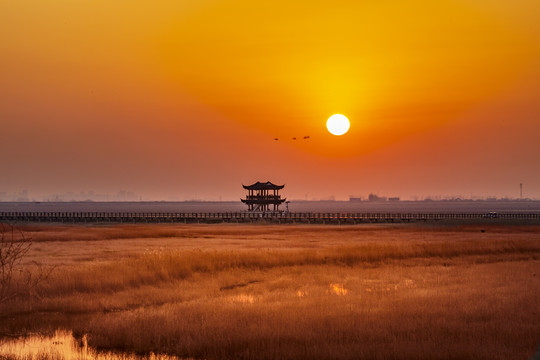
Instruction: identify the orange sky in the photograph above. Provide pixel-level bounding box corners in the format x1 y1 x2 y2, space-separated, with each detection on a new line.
1 0 540 200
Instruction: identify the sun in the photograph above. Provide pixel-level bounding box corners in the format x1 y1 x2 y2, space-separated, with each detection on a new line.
326 114 350 136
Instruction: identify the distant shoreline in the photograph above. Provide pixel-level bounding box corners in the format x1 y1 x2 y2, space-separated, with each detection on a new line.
1 199 539 204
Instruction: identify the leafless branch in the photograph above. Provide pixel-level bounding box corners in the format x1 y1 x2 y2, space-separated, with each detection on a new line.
0 223 54 304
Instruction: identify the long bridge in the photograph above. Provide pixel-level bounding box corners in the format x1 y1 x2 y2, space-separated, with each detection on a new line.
1 212 539 224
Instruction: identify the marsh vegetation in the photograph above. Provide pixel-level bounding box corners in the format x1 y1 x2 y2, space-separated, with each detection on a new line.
0 224 539 359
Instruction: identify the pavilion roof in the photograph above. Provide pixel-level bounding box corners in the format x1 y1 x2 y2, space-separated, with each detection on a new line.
243 181 285 190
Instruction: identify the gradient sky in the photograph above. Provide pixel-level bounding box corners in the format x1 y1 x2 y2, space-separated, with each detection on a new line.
1 0 540 200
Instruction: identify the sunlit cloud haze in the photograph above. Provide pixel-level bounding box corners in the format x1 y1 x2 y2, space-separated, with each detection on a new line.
1 0 540 200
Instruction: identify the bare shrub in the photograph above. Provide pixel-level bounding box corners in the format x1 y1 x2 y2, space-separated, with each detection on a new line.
0 223 52 305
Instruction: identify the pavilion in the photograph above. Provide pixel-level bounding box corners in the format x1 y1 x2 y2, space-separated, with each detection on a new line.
241 181 286 212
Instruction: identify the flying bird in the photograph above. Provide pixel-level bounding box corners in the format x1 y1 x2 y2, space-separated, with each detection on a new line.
273 135 310 141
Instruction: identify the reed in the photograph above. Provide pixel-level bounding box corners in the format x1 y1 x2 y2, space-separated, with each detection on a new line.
0 330 180 359
1 224 539 359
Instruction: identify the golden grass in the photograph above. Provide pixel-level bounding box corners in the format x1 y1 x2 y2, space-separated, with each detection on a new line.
1 224 539 359
17 224 540 268
0 330 181 359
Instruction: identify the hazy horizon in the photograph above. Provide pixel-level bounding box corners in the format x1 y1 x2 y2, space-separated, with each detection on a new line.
0 188 537 202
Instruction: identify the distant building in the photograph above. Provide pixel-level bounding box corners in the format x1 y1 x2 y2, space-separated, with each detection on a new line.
241 181 286 212
388 197 400 202
368 193 387 202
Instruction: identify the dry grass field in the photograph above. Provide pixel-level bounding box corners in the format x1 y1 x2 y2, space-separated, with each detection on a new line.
1 224 539 359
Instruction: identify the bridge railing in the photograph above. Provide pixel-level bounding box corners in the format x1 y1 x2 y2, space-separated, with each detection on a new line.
0 211 539 223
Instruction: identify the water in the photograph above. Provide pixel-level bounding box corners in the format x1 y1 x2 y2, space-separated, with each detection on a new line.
0 330 181 360
1 200 540 214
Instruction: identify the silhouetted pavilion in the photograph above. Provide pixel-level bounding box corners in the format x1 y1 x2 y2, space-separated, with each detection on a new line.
241 181 286 212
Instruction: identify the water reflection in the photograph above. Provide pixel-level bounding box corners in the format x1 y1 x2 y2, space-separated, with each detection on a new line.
0 330 182 360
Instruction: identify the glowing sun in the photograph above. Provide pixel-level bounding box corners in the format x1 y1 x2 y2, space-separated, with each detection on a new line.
326 114 350 136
